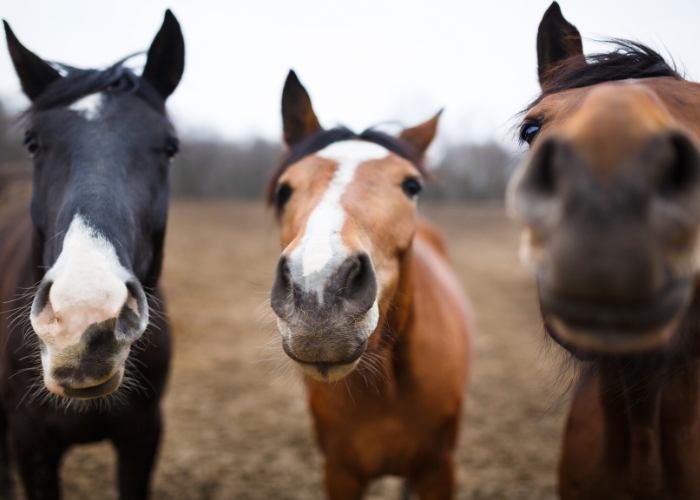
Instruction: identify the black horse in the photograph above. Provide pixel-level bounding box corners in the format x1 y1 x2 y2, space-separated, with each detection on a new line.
0 10 184 499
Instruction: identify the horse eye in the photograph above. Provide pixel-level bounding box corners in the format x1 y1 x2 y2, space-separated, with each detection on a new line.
520 121 542 145
164 141 179 162
23 134 40 158
276 183 293 209
401 177 423 200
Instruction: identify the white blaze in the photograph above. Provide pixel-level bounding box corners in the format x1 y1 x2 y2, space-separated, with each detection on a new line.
31 215 144 348
69 93 102 121
290 141 388 290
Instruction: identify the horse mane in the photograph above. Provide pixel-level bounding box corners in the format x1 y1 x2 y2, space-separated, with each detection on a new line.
29 57 165 115
266 126 427 205
529 39 681 110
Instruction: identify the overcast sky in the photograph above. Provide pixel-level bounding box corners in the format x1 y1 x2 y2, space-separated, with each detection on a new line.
1 0 699 147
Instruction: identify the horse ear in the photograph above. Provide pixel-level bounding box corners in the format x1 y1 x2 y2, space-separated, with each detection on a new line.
142 10 185 99
3 20 61 101
536 2 584 87
398 110 442 157
282 70 323 147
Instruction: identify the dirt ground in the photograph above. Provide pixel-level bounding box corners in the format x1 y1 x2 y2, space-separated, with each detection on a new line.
47 201 569 499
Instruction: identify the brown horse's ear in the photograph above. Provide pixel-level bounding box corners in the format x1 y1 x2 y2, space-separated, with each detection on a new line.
282 70 323 147
398 110 442 157
142 10 185 99
4 20 62 101
537 2 584 87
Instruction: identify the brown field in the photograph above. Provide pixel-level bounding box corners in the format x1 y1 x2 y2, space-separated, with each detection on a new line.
45 201 568 499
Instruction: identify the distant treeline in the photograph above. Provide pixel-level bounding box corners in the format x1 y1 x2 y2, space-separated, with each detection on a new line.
423 142 518 201
0 101 25 165
173 137 518 200
172 139 284 199
0 99 518 200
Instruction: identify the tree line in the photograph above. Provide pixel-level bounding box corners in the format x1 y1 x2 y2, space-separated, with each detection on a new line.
0 100 519 200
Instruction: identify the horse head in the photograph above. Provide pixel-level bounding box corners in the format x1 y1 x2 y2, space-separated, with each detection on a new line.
268 71 440 382
4 10 184 398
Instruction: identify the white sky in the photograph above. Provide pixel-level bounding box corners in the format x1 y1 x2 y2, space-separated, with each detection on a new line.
1 0 699 147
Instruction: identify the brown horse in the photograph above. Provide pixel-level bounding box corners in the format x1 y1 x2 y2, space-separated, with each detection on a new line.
267 70 474 499
508 2 700 499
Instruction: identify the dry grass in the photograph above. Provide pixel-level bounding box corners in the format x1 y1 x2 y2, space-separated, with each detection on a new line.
42 201 566 499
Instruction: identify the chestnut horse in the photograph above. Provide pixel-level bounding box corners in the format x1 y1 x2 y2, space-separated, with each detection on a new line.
0 11 183 499
508 2 700 499
267 71 473 499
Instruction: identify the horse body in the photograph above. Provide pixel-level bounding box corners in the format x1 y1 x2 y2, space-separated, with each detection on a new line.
0 11 184 499
508 3 700 499
559 356 700 499
308 221 472 499
268 71 473 499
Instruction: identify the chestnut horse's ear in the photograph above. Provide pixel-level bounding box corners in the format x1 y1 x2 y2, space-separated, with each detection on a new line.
536 2 584 87
142 10 185 99
398 110 442 157
4 20 62 101
282 70 323 147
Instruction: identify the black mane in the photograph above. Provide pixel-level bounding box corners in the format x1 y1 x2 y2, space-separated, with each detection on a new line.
30 58 165 115
266 126 427 205
530 39 681 109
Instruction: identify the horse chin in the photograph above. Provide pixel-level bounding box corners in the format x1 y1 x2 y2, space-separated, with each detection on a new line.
296 359 361 383
281 335 368 383
539 279 693 355
44 365 125 400
547 316 681 355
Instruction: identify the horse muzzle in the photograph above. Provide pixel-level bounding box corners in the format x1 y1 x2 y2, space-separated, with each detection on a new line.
270 252 380 382
30 278 149 399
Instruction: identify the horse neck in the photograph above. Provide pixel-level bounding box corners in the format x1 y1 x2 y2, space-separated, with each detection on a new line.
594 294 700 496
594 359 700 496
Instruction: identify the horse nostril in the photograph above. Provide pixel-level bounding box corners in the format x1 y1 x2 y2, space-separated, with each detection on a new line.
335 254 378 315
125 282 145 317
270 257 294 317
523 138 558 197
116 282 148 341
31 279 53 319
342 255 366 295
658 132 700 197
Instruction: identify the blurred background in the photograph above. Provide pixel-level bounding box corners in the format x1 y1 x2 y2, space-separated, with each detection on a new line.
1 1 699 499
2 0 700 201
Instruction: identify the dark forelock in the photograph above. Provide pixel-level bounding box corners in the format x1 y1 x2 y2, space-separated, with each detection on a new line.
29 59 166 115
528 39 681 111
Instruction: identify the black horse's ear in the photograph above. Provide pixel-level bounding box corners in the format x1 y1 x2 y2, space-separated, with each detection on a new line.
536 2 584 87
282 70 323 147
4 20 61 101
398 110 442 158
142 10 185 99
